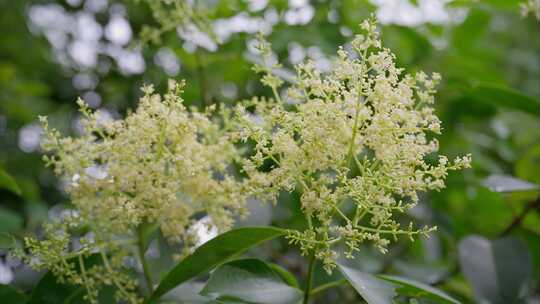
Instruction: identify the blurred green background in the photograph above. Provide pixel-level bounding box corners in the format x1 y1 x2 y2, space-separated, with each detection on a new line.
1 0 540 303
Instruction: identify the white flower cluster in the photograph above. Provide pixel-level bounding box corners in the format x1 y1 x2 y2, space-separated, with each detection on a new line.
42 80 247 243
232 18 471 272
137 0 216 45
521 0 540 20
26 80 248 303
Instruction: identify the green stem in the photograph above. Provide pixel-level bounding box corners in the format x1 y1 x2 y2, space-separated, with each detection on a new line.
346 99 362 167
78 255 93 302
345 48 369 168
100 251 132 299
303 253 316 304
271 85 283 104
137 228 154 294
310 278 348 296
333 205 350 223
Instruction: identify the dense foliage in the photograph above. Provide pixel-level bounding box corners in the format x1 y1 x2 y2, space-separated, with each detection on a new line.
0 0 539 303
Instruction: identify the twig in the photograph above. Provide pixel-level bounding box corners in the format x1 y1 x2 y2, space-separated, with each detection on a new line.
500 197 540 236
138 227 154 294
303 253 316 304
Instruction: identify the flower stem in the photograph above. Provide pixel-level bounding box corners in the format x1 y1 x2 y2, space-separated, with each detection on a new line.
137 228 154 294
271 85 283 104
310 278 348 296
303 253 316 304
346 99 362 167
100 251 132 299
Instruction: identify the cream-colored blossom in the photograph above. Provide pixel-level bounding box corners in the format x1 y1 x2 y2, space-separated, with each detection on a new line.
136 0 216 45
232 17 471 272
25 80 248 303
521 0 540 20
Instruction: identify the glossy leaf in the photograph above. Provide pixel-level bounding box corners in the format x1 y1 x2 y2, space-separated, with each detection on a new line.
466 83 540 117
160 281 213 304
200 259 303 304
379 275 460 304
269 263 300 289
149 226 286 301
459 235 531 303
391 260 449 284
29 271 85 304
482 175 540 193
337 263 396 304
138 222 160 253
0 168 21 196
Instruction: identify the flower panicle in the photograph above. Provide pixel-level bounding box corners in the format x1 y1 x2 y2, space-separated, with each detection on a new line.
233 16 471 272
24 80 249 303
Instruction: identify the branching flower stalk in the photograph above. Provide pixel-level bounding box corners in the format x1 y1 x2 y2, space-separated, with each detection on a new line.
135 0 217 45
232 17 471 274
20 80 249 303
252 33 285 104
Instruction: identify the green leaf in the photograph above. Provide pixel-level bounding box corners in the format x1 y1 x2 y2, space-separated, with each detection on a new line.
29 254 114 304
466 83 540 117
0 208 23 233
24 200 48 231
458 235 531 303
0 284 28 304
337 263 396 304
378 275 460 304
451 9 491 51
268 263 300 289
391 260 449 284
516 145 540 185
482 175 540 193
0 232 16 249
149 226 286 302
0 168 21 196
481 0 521 9
138 222 160 253
160 281 214 304
200 259 303 304
29 272 85 304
